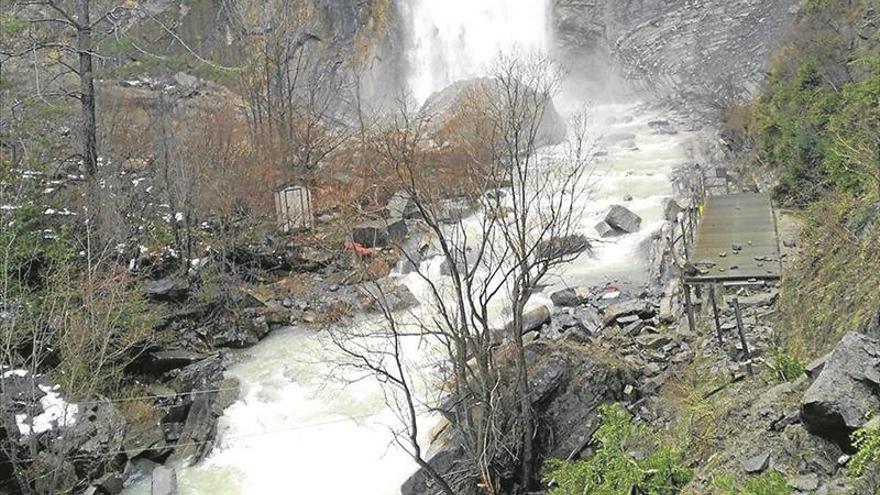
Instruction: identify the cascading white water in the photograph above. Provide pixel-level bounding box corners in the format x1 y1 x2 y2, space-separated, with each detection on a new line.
401 0 552 103
124 3 696 495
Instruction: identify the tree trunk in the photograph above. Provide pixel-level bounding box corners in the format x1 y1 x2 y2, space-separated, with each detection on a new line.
513 294 536 491
77 0 97 183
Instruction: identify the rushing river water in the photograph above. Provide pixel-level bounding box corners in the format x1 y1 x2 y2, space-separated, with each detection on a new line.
125 1 695 493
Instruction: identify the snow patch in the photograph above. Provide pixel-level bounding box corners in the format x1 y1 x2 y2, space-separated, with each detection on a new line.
15 384 78 436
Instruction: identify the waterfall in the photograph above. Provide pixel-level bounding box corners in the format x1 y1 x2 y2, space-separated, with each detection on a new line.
400 0 552 103
123 4 698 495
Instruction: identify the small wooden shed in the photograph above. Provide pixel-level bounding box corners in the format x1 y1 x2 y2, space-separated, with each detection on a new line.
274 183 313 233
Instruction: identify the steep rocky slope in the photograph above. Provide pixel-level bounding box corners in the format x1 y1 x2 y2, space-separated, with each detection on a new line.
553 0 798 107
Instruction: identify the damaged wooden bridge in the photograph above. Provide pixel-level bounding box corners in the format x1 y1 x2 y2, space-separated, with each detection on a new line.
686 192 781 283
679 192 783 363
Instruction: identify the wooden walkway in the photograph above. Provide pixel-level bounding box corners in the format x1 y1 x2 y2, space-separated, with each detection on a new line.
686 193 781 283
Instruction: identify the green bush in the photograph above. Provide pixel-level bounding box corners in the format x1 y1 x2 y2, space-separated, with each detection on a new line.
747 0 880 206
712 471 792 495
544 404 692 495
849 420 880 478
769 348 805 383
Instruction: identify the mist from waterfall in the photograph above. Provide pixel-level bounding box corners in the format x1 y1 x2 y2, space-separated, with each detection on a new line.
400 0 552 103
122 3 697 494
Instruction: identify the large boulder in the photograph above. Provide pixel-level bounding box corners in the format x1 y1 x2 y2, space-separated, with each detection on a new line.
352 218 408 248
602 299 655 325
420 77 568 148
358 280 419 312
537 235 590 259
550 286 591 307
801 332 880 448
501 305 552 337
602 205 642 234
401 343 633 495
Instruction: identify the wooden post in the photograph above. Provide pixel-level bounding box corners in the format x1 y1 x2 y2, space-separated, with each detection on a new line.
681 221 690 259
709 284 723 346
688 202 696 243
684 283 696 334
732 297 753 376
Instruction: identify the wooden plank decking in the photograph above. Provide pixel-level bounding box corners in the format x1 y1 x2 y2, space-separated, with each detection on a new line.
686 193 781 283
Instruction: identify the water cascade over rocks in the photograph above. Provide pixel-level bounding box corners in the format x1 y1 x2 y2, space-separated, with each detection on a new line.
124 2 697 494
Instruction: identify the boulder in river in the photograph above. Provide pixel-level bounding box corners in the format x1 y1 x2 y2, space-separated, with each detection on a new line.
801 331 880 449
603 205 642 234
537 234 590 259
594 220 619 238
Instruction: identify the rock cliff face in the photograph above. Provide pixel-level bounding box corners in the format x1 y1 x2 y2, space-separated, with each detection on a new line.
159 0 406 104
553 0 798 106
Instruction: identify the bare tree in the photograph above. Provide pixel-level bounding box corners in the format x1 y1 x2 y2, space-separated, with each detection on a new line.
332 53 596 494
237 2 353 178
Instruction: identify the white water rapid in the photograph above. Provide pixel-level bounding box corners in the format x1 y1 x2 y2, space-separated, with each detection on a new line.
125 3 695 495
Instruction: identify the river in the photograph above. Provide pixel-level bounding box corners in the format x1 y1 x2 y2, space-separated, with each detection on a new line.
125 1 694 493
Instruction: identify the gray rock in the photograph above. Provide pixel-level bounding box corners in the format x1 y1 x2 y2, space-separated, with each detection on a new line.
359 280 419 312
401 444 463 495
170 392 215 464
801 332 880 448
636 334 672 350
623 319 644 336
594 220 620 238
151 466 178 495
145 350 207 375
537 234 590 259
352 218 408 248
173 72 199 89
659 279 682 324
564 307 605 335
384 191 419 220
793 473 819 491
783 235 797 248
402 345 632 495
550 286 591 307
728 289 779 307
741 451 771 473
804 353 829 379
603 300 654 325
663 198 683 221
435 197 471 224
95 472 124 494
603 205 642 234
515 306 552 335
617 314 641 325
143 277 189 302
